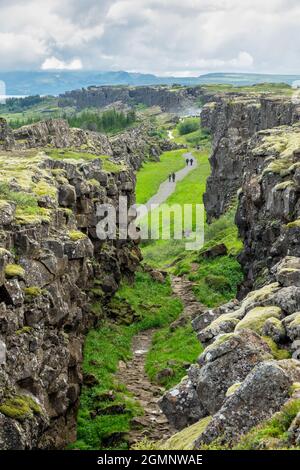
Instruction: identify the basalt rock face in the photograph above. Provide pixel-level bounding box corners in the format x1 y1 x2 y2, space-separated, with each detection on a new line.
202 94 300 222
160 100 300 449
58 85 203 113
237 124 300 291
0 118 174 172
0 120 144 449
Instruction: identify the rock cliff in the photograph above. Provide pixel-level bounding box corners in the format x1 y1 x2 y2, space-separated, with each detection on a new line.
160 96 300 450
202 94 300 222
0 118 160 449
58 85 203 113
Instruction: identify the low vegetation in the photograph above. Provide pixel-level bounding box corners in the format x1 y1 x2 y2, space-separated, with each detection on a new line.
71 272 183 450
136 149 186 204
177 117 200 135
66 109 137 135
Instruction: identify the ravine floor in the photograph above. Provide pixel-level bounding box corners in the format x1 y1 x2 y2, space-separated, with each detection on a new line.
116 274 205 447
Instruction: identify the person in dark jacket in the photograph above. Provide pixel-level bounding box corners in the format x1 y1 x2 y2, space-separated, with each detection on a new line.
190 158 193 166
172 172 176 182
186 158 189 166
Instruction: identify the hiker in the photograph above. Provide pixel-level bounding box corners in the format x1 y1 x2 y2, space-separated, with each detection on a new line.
168 174 172 182
172 172 176 182
190 158 193 166
186 157 189 166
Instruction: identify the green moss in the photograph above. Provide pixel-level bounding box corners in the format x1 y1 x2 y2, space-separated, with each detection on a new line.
160 416 212 450
285 219 300 229
235 306 281 334
226 382 242 397
145 324 203 389
134 416 212 450
262 337 291 360
0 395 41 421
274 180 295 191
24 286 43 298
5 263 25 279
235 399 300 450
68 230 87 241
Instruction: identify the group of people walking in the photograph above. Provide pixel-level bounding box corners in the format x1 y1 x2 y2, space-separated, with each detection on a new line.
168 157 194 183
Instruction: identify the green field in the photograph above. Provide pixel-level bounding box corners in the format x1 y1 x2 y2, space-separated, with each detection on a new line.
136 149 187 204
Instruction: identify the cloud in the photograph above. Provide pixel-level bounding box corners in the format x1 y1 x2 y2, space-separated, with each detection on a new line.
0 0 299 74
41 56 83 70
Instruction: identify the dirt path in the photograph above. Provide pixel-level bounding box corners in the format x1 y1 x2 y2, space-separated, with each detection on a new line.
116 329 174 446
116 147 204 446
116 275 205 447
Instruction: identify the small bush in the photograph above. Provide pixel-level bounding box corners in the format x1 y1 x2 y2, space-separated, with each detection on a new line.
177 118 200 135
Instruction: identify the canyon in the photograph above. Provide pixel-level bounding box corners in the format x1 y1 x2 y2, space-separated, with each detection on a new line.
1 84 300 450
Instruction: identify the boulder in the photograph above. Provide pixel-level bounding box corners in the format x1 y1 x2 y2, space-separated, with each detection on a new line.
194 330 272 414
195 359 300 447
159 372 207 430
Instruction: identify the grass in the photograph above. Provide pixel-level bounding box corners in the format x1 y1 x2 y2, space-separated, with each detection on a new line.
235 399 300 450
45 149 123 172
140 149 210 267
136 149 186 204
71 271 183 450
145 324 203 388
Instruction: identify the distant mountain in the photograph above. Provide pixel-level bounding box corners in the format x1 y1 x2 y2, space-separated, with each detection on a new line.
1 70 300 96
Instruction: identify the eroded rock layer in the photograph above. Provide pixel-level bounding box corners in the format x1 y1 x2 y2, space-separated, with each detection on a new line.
0 118 156 449
160 98 300 450
202 94 300 222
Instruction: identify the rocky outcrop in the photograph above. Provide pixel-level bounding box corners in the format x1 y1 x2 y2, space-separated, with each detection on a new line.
0 119 145 449
58 85 203 114
0 118 180 173
160 98 300 450
161 245 300 446
237 124 300 291
202 94 300 221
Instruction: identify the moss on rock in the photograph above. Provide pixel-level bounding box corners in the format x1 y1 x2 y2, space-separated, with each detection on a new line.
0 395 41 421
5 263 25 279
235 306 281 334
226 382 242 397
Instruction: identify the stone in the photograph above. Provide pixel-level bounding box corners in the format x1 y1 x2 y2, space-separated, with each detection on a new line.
159 373 207 430
194 330 272 415
195 359 300 447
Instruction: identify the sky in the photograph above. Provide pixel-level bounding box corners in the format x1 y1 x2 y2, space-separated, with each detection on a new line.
0 0 300 76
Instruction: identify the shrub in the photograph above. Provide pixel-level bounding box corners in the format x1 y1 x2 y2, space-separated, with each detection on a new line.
177 118 200 135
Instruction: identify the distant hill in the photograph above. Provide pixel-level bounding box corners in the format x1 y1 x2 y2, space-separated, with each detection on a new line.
1 70 300 96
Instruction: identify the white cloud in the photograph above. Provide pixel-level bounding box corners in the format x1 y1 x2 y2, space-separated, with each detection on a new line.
41 56 83 70
0 0 299 74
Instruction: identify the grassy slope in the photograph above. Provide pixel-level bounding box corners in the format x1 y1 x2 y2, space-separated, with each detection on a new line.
141 121 243 309
136 149 186 204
